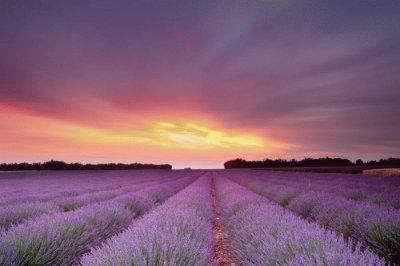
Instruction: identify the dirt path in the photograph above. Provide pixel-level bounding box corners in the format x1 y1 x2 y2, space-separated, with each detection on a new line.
211 174 241 266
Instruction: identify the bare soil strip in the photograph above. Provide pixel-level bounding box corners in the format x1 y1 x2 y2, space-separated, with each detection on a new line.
363 168 400 177
211 174 241 266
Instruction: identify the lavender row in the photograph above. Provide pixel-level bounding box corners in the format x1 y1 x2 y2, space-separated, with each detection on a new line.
0 170 175 206
223 170 400 209
0 172 185 230
227 172 400 264
0 177 165 230
215 175 386 265
0 174 198 266
0 171 142 201
236 170 400 189
81 174 214 266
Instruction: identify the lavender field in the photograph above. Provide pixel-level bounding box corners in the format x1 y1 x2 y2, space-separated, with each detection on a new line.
0 170 398 265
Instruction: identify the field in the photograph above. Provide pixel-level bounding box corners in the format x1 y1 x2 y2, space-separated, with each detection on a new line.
0 170 399 265
363 168 400 177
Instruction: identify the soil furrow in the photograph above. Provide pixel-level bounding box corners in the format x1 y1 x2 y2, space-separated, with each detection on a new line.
211 174 241 266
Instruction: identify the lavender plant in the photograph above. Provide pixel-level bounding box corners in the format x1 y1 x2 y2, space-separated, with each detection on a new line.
0 170 177 207
0 201 60 230
223 169 400 209
226 170 400 263
0 176 176 229
215 175 387 266
0 175 196 265
81 175 214 266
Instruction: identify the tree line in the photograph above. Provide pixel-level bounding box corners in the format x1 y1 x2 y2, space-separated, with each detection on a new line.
224 157 400 169
0 160 172 171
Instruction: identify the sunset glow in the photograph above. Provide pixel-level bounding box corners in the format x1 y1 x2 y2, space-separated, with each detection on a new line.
0 103 284 168
1 1 399 168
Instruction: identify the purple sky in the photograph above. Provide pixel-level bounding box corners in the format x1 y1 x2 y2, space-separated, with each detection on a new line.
1 0 400 167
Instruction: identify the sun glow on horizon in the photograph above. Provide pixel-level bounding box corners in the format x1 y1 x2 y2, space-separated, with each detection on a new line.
0 111 267 150
0 103 293 165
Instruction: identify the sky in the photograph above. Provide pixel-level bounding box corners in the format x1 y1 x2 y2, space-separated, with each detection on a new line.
1 0 400 168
